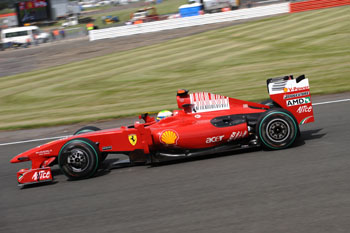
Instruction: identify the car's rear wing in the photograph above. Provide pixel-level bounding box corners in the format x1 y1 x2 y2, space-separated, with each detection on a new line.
267 75 314 125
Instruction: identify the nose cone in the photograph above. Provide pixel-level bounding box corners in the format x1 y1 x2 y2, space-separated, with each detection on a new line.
10 137 67 164
10 145 44 163
10 152 30 163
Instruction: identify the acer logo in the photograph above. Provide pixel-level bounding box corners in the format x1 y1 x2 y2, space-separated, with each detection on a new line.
206 135 224 144
32 170 51 181
297 106 313 113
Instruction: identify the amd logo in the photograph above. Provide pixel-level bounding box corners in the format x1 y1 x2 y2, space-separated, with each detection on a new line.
286 97 310 107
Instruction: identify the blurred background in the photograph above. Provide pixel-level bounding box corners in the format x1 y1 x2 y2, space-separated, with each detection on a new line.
0 0 349 129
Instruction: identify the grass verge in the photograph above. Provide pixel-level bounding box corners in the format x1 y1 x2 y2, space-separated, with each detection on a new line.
1 6 349 130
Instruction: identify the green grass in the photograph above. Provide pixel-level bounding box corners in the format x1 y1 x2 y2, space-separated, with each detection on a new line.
1 6 349 130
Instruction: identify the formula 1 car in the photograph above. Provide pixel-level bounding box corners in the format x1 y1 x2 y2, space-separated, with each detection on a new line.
11 75 314 186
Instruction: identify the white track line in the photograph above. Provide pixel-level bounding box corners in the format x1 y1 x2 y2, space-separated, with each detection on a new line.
0 135 70 146
312 99 350 106
0 98 349 146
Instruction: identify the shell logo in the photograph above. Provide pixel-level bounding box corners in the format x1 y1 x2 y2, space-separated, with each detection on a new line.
283 87 288 93
26 2 34 9
160 130 179 145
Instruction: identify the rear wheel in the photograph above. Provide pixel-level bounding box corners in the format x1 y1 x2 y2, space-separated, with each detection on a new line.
58 138 99 180
257 109 298 150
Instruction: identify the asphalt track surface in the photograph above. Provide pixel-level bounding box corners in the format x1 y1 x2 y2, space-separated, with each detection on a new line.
0 93 349 233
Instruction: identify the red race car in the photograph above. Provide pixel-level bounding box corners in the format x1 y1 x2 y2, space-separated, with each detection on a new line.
11 75 314 186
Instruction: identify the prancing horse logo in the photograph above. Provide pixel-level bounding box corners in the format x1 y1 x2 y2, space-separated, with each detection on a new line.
128 134 137 146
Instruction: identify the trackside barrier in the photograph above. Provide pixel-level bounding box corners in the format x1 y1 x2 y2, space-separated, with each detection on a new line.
89 3 289 41
290 0 349 13
89 0 350 41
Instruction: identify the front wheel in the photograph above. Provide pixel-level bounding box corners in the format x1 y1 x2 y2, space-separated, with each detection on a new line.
257 109 298 150
73 126 108 162
74 126 101 135
58 138 100 180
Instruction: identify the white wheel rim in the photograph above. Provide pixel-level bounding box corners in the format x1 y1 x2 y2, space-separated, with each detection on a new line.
265 118 290 143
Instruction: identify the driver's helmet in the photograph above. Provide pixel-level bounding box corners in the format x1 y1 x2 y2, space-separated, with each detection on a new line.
156 110 172 122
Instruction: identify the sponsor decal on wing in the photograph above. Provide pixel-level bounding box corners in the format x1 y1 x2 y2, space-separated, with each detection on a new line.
18 174 24 182
284 91 309 99
190 92 230 113
32 170 51 181
269 78 310 95
297 105 313 113
286 97 311 107
160 130 179 145
284 86 309 93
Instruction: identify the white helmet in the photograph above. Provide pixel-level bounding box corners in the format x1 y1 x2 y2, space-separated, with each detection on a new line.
156 110 172 122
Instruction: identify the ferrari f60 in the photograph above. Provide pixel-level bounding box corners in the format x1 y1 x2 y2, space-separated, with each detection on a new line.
10 75 314 186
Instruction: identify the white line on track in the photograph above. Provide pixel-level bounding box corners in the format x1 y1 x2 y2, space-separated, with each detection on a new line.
312 99 350 106
0 136 70 146
0 98 349 146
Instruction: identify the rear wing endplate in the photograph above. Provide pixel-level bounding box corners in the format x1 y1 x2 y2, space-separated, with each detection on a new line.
267 75 314 125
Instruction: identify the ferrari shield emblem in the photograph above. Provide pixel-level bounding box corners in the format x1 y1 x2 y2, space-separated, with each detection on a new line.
128 134 137 146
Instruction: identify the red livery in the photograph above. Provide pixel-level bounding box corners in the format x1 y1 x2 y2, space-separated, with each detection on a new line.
10 75 314 186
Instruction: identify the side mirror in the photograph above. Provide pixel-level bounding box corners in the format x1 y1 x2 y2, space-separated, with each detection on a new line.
139 113 155 123
182 104 195 113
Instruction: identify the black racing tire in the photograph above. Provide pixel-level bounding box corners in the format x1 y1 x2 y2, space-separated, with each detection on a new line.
100 153 108 163
257 109 299 150
58 138 100 180
74 126 101 135
73 126 108 162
